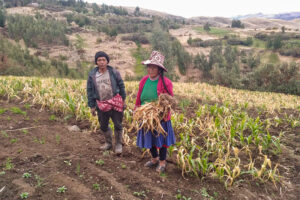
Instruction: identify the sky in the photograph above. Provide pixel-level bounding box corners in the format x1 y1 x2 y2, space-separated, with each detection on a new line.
85 0 300 18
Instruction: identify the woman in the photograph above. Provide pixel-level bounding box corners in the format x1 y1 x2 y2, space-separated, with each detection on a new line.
135 51 175 173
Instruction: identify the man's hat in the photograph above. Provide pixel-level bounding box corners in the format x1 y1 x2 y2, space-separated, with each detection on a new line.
95 51 109 64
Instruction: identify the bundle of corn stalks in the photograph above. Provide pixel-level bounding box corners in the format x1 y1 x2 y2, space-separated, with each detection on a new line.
129 93 176 136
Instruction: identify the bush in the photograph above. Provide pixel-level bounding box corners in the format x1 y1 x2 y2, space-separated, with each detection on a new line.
192 43 299 95
279 47 300 57
255 32 269 41
0 36 88 79
203 22 211 32
96 37 102 44
0 8 6 27
194 53 210 78
249 62 300 95
7 14 68 47
189 39 221 47
121 33 149 44
227 37 253 46
231 19 244 28
171 40 191 75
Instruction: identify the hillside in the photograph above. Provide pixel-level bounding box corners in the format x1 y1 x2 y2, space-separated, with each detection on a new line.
0 1 299 95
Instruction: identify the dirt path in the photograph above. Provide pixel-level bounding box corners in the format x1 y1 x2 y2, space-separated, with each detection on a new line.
0 98 299 200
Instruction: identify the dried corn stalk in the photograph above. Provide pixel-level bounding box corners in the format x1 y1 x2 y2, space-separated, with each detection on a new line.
129 94 175 137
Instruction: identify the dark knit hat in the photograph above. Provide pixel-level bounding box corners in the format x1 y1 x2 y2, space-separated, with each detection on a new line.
95 51 110 64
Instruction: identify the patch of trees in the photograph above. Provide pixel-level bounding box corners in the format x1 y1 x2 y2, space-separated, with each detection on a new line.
3 0 87 13
226 36 253 46
0 6 5 27
91 3 128 16
187 37 222 47
231 19 244 28
64 13 90 27
247 62 300 95
7 14 69 47
159 18 181 31
194 53 210 78
266 35 283 50
134 6 141 16
193 44 299 95
171 40 191 75
96 16 154 37
240 50 260 69
203 22 211 32
255 32 300 57
255 32 300 41
150 28 191 79
3 0 32 7
121 33 149 45
0 36 89 78
279 47 300 57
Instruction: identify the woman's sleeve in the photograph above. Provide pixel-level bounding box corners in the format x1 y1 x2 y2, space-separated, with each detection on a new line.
135 81 143 109
167 80 174 96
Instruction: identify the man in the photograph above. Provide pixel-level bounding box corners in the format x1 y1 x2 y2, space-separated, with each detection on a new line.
87 51 126 154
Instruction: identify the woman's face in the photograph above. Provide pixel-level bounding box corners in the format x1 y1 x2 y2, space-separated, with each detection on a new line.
147 64 159 79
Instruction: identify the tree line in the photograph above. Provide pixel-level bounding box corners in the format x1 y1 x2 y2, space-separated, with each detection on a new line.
7 13 69 47
193 45 299 95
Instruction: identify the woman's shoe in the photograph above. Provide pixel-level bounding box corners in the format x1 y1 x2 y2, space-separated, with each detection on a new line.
144 160 159 168
156 163 166 173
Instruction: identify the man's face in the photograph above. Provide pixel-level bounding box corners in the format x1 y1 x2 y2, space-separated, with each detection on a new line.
97 57 108 68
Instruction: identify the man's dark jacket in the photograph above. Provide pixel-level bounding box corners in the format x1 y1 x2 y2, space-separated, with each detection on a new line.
87 66 126 108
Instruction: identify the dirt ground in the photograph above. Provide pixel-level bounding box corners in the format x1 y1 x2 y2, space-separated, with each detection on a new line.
0 97 299 200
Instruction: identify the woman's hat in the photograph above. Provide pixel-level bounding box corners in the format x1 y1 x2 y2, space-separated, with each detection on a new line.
142 51 167 72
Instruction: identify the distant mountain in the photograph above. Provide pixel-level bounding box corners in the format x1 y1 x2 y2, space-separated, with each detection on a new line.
234 12 300 20
273 12 300 20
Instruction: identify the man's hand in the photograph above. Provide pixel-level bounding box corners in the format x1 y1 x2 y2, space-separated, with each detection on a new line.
90 107 96 116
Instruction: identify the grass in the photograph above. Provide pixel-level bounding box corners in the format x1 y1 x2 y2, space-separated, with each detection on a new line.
5 158 14 170
22 172 32 178
252 38 266 49
49 114 57 121
20 192 29 199
92 183 100 191
0 108 6 114
57 186 67 193
131 47 147 78
260 52 280 64
193 26 232 37
10 107 27 115
268 53 280 64
95 159 104 166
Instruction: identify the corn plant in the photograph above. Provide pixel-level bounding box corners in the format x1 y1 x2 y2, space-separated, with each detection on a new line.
0 76 298 188
57 186 67 193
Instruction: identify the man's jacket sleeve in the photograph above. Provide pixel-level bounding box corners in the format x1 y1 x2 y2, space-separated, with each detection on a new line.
87 75 96 108
116 70 126 101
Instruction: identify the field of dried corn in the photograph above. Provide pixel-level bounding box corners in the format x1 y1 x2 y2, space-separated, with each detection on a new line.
0 76 299 199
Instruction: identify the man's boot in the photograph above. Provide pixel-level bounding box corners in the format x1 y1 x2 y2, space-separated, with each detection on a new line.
114 130 123 155
100 129 112 150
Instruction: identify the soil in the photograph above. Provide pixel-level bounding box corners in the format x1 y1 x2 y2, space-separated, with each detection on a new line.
1 97 299 200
